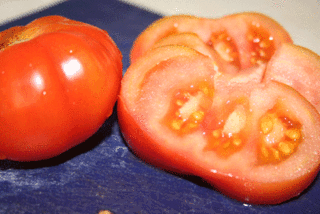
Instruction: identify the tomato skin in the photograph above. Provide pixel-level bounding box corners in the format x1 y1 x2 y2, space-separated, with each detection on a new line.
199 165 319 204
0 16 122 161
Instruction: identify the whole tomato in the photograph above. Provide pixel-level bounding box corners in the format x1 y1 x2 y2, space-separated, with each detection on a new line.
0 16 122 161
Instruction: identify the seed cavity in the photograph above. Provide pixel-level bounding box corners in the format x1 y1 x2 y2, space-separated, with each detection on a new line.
165 82 213 134
285 129 301 141
204 105 247 157
258 111 302 164
209 32 239 67
247 23 275 65
260 114 274 134
278 141 295 156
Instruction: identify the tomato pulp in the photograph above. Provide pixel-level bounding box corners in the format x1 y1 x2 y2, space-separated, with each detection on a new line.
0 16 122 161
119 13 320 204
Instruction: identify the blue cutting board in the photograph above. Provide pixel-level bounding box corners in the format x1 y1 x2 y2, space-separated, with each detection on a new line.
0 0 319 213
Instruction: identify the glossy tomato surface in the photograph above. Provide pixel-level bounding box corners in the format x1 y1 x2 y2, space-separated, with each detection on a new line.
0 16 122 161
118 13 320 204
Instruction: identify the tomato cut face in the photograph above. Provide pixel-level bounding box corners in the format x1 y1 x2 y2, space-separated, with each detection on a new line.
264 43 320 112
121 12 320 205
153 33 217 60
130 12 293 71
119 32 320 205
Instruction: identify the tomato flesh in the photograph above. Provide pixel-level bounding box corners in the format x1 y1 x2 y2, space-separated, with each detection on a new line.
264 43 320 112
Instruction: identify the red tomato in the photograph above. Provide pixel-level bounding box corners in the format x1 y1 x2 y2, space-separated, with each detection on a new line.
130 12 293 70
119 15 320 203
0 16 122 161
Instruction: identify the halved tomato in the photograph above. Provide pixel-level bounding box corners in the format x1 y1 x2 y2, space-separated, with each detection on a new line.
118 44 320 204
130 12 293 70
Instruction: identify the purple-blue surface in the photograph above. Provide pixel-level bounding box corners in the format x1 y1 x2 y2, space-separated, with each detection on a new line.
0 0 319 213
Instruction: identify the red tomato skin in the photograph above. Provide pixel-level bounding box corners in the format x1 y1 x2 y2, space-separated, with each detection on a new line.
0 16 122 161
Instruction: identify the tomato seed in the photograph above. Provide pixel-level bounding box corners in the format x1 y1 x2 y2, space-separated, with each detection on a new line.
285 128 301 140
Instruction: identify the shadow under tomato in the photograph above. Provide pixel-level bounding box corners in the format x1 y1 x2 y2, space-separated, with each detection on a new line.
0 105 118 170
